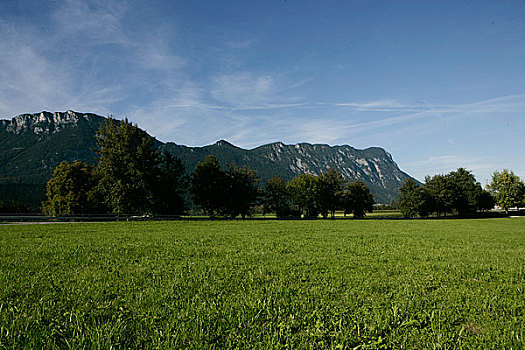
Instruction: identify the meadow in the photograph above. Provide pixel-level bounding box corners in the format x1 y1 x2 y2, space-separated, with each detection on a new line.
0 219 523 349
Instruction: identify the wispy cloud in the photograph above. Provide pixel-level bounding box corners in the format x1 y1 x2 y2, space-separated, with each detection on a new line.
403 155 504 183
51 0 129 46
211 72 275 106
324 99 424 112
0 0 130 117
326 95 525 114
406 155 496 171
0 0 190 119
0 26 99 116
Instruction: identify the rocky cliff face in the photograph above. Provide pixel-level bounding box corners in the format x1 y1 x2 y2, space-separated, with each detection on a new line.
255 142 405 186
163 141 412 203
0 110 413 203
0 110 100 136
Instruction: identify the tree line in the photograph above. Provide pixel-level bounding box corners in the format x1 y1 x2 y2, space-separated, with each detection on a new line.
43 118 375 218
263 169 374 218
398 168 524 217
192 157 374 219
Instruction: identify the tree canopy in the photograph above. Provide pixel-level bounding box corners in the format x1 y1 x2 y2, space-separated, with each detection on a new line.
397 168 498 217
262 171 375 219
487 169 524 213
43 161 100 216
43 118 187 216
95 118 158 214
263 176 299 218
190 155 226 217
222 165 260 218
318 169 346 218
153 151 187 215
287 174 321 218
398 178 423 218
342 180 374 218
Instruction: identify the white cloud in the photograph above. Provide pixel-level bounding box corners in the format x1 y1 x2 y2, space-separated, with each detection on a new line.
0 30 72 116
329 99 424 112
211 72 275 106
0 0 191 118
51 0 129 46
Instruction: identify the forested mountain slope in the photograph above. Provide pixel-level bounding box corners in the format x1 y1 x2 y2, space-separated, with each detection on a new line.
163 140 411 203
0 111 413 204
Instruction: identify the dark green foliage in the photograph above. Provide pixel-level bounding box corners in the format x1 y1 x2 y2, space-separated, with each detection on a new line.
476 188 495 211
222 165 260 219
0 183 45 212
264 170 375 219
487 169 525 213
342 180 375 218
0 199 29 213
263 176 300 218
424 174 456 216
95 118 159 214
153 151 187 215
287 174 321 218
425 168 485 216
417 186 435 217
1 220 523 348
190 155 227 217
42 161 102 216
318 168 346 218
398 178 423 218
400 168 500 217
448 168 481 215
190 156 261 218
39 119 188 216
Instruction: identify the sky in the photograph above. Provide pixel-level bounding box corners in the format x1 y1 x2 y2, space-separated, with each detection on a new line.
1 0 524 184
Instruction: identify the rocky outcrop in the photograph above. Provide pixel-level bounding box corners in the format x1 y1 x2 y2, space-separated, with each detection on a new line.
163 141 413 203
0 110 100 135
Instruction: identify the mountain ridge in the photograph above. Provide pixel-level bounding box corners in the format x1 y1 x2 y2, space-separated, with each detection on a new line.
0 110 413 204
163 139 411 203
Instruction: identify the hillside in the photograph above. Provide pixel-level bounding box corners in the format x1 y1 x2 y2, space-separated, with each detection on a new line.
0 111 413 206
0 110 106 184
163 141 411 203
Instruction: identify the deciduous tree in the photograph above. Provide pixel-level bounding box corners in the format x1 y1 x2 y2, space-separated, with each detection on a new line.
398 178 422 218
190 155 227 217
424 174 455 216
476 188 495 212
95 118 158 214
263 176 299 218
153 151 187 215
487 169 525 214
448 168 479 215
222 164 260 219
43 161 101 216
342 180 374 218
318 168 346 218
287 174 321 218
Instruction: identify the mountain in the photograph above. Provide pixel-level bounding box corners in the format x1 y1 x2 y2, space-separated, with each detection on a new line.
0 110 413 207
0 110 106 184
163 141 412 203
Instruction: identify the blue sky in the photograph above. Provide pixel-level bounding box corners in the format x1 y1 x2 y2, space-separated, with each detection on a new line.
1 0 524 184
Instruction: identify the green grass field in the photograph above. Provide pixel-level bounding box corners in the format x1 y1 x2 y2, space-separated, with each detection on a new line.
0 219 524 349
